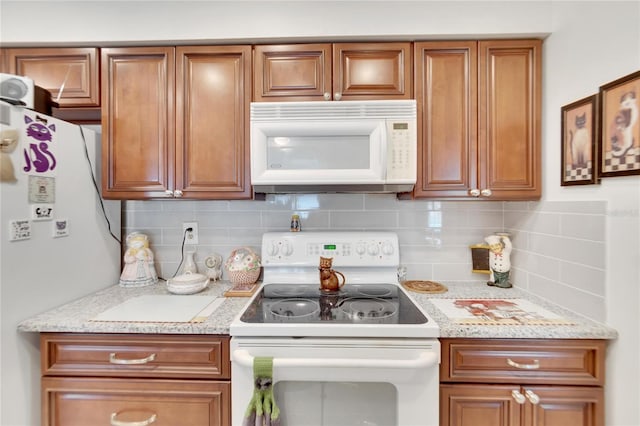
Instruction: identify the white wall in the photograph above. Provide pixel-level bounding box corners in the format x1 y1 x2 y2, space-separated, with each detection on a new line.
1 1 639 425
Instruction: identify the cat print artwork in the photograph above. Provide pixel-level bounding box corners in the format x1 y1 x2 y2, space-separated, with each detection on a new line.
22 114 57 176
609 91 638 158
569 112 591 169
562 96 595 184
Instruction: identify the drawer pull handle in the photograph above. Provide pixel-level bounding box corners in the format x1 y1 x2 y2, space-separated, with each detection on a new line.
109 353 156 365
110 412 157 426
511 390 526 404
525 389 541 405
506 358 540 370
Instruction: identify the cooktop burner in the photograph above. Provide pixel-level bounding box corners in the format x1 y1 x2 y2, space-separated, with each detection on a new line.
240 283 427 325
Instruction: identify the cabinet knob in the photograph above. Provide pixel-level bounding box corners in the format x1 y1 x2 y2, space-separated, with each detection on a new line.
511 389 526 404
164 190 173 197
480 188 492 197
173 190 183 197
469 188 481 197
525 389 540 405
323 92 331 101
334 92 342 101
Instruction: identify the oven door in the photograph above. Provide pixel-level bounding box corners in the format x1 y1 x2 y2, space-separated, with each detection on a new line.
231 337 439 426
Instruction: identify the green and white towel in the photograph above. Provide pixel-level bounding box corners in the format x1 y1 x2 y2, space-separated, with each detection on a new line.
243 357 281 426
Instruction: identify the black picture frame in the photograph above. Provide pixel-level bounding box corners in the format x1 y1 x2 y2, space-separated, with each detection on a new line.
561 94 599 186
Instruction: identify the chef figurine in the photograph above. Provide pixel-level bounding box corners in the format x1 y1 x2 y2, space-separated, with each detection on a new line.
119 232 158 287
485 233 512 288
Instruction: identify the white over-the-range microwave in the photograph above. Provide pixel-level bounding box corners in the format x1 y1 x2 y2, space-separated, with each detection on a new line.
250 100 416 194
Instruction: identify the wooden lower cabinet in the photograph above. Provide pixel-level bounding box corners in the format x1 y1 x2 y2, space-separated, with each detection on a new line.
40 333 231 426
42 377 229 426
440 338 606 426
441 384 603 426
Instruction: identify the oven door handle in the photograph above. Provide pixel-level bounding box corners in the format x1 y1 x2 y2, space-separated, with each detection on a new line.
232 349 438 369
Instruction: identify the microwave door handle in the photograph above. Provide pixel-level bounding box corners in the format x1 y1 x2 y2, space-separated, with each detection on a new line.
232 349 438 370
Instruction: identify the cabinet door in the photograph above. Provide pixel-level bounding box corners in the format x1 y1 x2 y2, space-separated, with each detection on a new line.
440 384 521 426
176 46 251 199
4 47 99 108
414 41 477 198
253 44 332 101
478 40 541 200
524 386 604 426
333 42 412 100
101 47 175 199
42 377 229 426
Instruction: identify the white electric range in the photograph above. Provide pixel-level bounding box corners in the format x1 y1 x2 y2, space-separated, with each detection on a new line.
230 231 440 426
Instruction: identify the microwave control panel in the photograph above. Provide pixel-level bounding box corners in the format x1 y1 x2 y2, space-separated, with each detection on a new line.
385 119 416 181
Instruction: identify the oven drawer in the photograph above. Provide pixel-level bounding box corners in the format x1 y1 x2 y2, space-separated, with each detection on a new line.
41 333 230 379
440 338 605 385
42 377 230 426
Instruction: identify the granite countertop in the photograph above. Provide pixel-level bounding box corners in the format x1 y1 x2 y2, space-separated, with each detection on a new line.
17 280 618 340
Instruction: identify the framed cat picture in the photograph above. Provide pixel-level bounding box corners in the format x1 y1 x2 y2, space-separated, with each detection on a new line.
598 70 640 178
561 94 599 186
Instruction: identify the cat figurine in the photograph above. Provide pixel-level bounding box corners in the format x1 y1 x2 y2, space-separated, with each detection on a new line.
610 90 638 157
318 256 345 292
569 112 591 168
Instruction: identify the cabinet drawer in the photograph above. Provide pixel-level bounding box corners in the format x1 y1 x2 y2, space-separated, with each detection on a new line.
440 338 605 385
41 334 230 379
42 377 229 426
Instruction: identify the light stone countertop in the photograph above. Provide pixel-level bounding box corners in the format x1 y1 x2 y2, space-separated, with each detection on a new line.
17 280 618 340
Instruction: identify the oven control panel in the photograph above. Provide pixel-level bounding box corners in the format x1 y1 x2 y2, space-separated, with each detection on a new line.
261 231 399 267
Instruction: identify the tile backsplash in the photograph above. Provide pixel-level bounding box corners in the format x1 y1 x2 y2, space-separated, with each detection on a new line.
123 196 606 322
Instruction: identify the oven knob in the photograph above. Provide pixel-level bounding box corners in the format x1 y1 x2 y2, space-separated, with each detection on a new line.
355 242 367 255
280 240 293 256
266 241 279 256
381 241 394 255
367 243 380 256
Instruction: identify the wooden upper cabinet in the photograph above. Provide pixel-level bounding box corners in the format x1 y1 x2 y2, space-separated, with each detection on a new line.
101 47 175 199
478 39 541 200
414 41 477 198
175 45 251 199
3 47 101 122
101 45 252 200
253 42 411 101
253 44 331 101
414 39 541 200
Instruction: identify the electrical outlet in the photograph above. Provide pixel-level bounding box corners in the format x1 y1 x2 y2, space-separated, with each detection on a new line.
183 222 199 245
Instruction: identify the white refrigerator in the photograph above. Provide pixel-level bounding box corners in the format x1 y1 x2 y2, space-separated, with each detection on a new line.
0 103 122 426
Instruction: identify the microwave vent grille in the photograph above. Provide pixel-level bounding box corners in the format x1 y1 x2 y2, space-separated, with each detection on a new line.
251 100 416 121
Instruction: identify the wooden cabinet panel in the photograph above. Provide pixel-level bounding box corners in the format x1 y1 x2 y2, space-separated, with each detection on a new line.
414 41 477 198
333 42 411 100
415 39 541 200
441 338 605 385
41 333 230 379
4 47 99 108
441 384 521 426
478 39 541 199
102 45 251 200
101 46 175 199
253 42 411 101
41 333 231 426
253 44 331 101
440 339 606 426
524 386 603 426
176 45 251 199
42 377 230 426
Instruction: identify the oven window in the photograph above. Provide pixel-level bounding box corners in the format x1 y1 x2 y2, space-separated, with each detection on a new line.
273 381 397 426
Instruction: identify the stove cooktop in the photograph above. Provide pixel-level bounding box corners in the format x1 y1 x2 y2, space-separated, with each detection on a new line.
232 283 440 338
